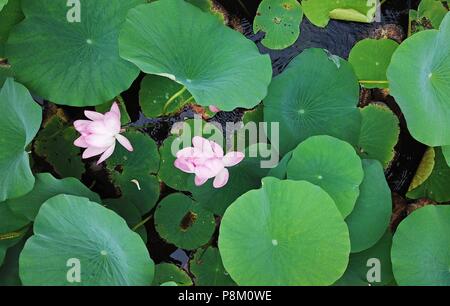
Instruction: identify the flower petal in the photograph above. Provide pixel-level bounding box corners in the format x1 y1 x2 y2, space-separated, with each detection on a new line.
175 159 195 173
73 120 91 133
97 143 116 165
194 159 224 179
104 112 121 135
192 136 214 157
223 152 245 167
74 136 89 148
84 110 104 121
86 121 110 135
195 175 208 186
213 168 229 188
110 102 120 117
210 140 224 158
115 134 133 152
82 146 107 159
85 134 115 148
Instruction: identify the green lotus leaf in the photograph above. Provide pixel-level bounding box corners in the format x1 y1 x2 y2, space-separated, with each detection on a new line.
119 0 272 111
5 0 144 106
348 39 399 89
95 97 130 125
0 65 13 86
152 263 193 286
219 177 350 286
346 160 392 253
139 75 193 117
264 48 361 155
154 193 216 250
0 201 28 234
19 194 155 285
0 0 8 12
391 205 450 285
357 104 400 168
0 0 23 58
302 0 377 27
106 131 160 215
408 147 435 191
387 12 450 147
443 145 450 167
190 247 236 286
189 144 272 216
0 78 41 202
407 147 450 202
335 230 395 286
34 112 84 179
0 233 27 286
267 151 292 179
417 0 448 29
253 0 303 50
287 135 364 218
186 0 226 22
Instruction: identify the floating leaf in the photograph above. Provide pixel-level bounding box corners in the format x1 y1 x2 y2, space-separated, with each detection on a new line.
264 48 361 155
348 39 399 88
152 263 193 286
387 12 450 147
34 111 84 179
219 178 350 286
357 104 400 168
190 247 235 286
154 193 216 250
408 147 435 191
0 78 41 201
106 132 160 215
335 230 395 286
302 0 377 27
417 0 448 29
0 0 23 58
6 0 144 106
391 205 450 285
407 147 450 202
19 194 155 285
186 0 226 22
346 160 392 253
253 0 303 50
119 0 272 111
0 202 28 234
287 135 364 218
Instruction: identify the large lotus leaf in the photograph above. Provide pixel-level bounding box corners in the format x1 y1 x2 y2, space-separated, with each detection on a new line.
106 132 160 215
6 173 100 222
19 194 155 285
407 147 450 202
348 39 399 89
34 112 84 179
119 0 272 111
287 135 364 218
302 0 377 27
190 247 236 286
5 0 144 106
152 263 193 286
335 230 395 286
0 202 28 234
253 0 303 50
219 178 350 286
0 0 23 58
155 193 216 250
264 48 361 155
0 79 41 201
387 13 450 147
391 205 450 285
357 104 400 168
346 160 392 253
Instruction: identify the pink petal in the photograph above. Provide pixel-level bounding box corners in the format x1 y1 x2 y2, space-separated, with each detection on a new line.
84 110 104 121
86 121 110 135
82 146 107 159
194 159 224 179
115 134 133 152
110 102 120 117
176 147 200 159
96 143 116 165
192 136 214 157
213 168 229 188
74 136 89 148
85 134 115 148
210 140 224 158
175 159 195 173
195 176 208 186
73 120 91 133
103 112 121 135
223 152 245 167
209 105 220 113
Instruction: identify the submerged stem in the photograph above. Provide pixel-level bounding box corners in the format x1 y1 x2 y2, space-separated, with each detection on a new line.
163 86 187 114
132 215 152 232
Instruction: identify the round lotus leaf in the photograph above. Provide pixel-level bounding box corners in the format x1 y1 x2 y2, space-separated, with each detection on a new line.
219 177 350 286
119 0 272 111
407 147 450 202
287 135 364 218
5 0 144 106
0 0 23 58
253 0 303 50
152 263 193 286
348 39 399 89
357 104 400 168
19 194 155 285
346 160 392 253
264 48 361 155
387 12 450 147
417 0 448 29
155 193 216 250
302 0 377 27
190 247 235 286
408 147 435 192
335 230 395 286
391 205 450 285
0 79 42 201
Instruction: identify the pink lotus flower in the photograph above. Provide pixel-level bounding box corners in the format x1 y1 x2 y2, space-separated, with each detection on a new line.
73 102 133 164
174 136 244 188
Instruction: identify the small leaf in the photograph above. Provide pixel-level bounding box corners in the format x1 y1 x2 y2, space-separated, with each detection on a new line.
152 263 193 286
190 247 236 286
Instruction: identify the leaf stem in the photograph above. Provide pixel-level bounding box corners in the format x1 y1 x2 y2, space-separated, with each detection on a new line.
359 80 389 84
132 215 152 232
163 86 187 114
